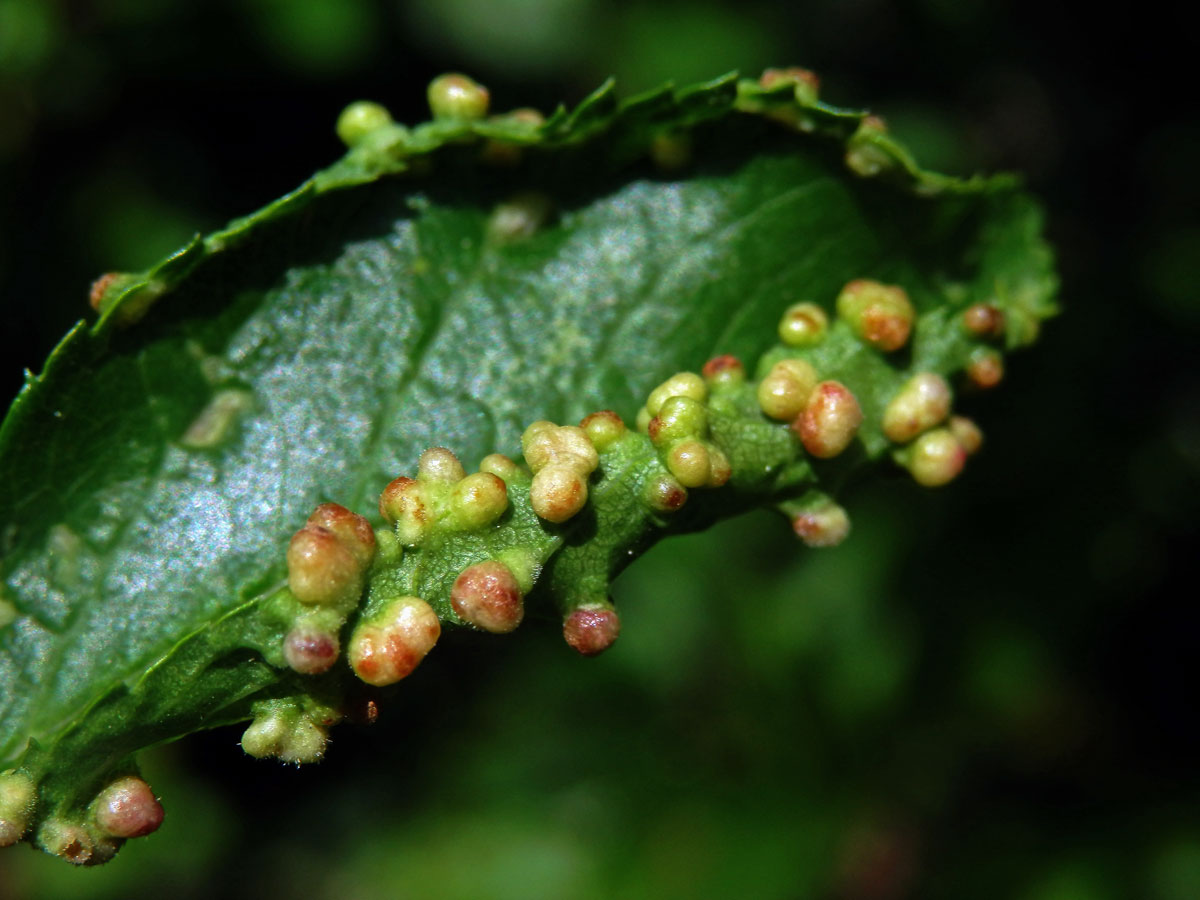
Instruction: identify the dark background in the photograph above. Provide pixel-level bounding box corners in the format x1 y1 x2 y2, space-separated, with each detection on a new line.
1 1 1197 897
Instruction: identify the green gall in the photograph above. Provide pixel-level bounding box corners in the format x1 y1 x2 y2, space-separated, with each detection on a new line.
276 718 328 765
479 108 545 166
374 528 403 565
563 606 621 656
0 597 15 629
240 711 289 759
530 465 589 523
645 372 707 417
642 471 688 513
494 547 541 594
179 389 254 449
379 476 430 546
450 560 524 634
580 410 627 451
286 525 364 610
479 453 524 480
962 302 1006 339
788 498 851 548
702 354 745 388
949 415 984 455
283 621 341 675
836 279 915 352
649 395 708 447
427 73 490 121
241 704 330 764
336 100 393 148
0 771 36 847
418 446 467 482
349 595 441 686
966 348 1005 389
845 115 895 177
650 132 692 172
900 427 967 487
37 819 116 866
448 472 509 530
796 380 863 459
882 373 952 443
91 776 164 840
758 358 819 421
778 301 829 347
487 191 553 243
667 440 713 488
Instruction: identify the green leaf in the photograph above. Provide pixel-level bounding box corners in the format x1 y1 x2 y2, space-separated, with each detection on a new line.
0 72 1056 863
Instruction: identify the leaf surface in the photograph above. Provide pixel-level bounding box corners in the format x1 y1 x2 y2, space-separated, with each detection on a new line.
0 74 1055 855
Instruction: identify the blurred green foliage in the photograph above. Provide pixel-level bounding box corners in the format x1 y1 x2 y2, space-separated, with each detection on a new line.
0 1 1196 898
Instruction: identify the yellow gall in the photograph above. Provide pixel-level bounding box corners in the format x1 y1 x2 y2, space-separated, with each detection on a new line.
88 272 122 312
645 372 707 417
478 453 523 480
702 354 745 387
530 465 589 523
962 303 1006 338
881 373 952 443
904 427 967 487
92 776 164 840
418 446 466 482
427 73 490 121
448 472 509 530
790 500 851 548
796 381 863 458
757 358 819 421
778 302 829 347
836 279 915 352
580 410 627 451
636 406 653 433
450 561 524 634
649 395 708 447
256 716 328 765
349 596 441 686
378 476 429 546
0 771 36 847
240 711 288 760
335 100 393 148
845 116 893 177
305 502 376 567
966 349 1005 389
948 415 984 455
580 410 626 450
563 607 621 656
521 422 598 474
759 66 820 103
286 525 363 608
642 472 688 513
707 447 732 487
667 440 713 488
